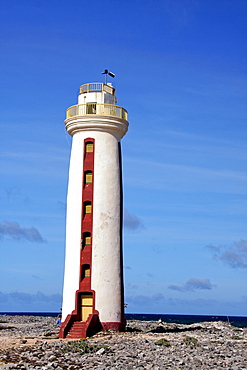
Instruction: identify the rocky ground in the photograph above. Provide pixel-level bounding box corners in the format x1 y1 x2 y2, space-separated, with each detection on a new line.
0 315 246 369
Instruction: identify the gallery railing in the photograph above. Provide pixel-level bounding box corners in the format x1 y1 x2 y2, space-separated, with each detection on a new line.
66 103 128 120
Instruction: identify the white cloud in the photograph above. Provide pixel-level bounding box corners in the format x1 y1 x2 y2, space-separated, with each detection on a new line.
0 221 46 243
0 291 62 312
125 294 247 316
124 157 247 194
207 240 247 269
124 208 144 231
168 278 216 293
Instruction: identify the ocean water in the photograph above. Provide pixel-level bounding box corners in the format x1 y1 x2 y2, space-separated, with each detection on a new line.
125 313 247 328
1 312 246 328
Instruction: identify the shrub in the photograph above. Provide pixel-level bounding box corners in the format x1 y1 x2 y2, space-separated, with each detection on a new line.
126 326 143 332
0 325 16 330
231 335 242 340
61 339 112 354
155 338 171 346
183 335 199 347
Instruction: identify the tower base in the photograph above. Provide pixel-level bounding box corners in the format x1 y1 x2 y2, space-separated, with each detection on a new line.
101 321 125 332
59 313 125 339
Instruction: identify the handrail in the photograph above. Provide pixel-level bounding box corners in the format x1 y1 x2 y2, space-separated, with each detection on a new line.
80 83 103 94
66 103 128 120
80 83 115 95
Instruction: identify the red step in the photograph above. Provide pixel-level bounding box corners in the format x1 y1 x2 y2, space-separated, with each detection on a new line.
66 321 86 338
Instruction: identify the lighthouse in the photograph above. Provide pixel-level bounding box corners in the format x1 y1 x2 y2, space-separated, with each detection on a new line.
59 80 129 338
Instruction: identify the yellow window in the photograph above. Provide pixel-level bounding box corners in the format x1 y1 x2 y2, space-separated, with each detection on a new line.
85 236 91 245
85 204 92 214
85 172 92 183
84 267 90 277
86 143 94 153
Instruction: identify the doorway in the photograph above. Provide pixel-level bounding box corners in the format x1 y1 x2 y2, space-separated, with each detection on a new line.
79 293 93 321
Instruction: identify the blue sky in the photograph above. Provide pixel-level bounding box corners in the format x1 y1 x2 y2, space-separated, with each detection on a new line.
0 0 246 315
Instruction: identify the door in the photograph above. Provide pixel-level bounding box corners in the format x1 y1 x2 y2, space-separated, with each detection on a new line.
80 293 93 321
86 103 96 114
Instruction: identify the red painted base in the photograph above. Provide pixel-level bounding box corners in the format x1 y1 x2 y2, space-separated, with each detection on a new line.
101 321 125 332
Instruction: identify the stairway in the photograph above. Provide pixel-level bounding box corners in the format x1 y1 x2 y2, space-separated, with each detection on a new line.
66 321 86 338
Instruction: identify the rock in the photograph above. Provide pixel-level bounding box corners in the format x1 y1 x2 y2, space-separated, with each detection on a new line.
96 347 105 355
0 316 246 369
19 339 27 344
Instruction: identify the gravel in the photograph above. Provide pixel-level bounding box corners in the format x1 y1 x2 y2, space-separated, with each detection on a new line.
0 315 246 369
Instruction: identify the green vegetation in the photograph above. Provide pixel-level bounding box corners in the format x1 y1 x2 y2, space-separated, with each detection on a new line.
126 326 143 332
61 339 112 354
154 338 171 347
231 335 242 340
0 325 16 330
183 335 200 347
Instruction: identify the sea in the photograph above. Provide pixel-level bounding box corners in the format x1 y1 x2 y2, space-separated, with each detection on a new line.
1 313 246 328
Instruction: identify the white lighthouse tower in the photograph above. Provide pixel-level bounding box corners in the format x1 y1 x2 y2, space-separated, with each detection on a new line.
59 79 129 338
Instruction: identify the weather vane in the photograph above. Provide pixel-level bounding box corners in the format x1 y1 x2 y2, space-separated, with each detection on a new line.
102 69 115 84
